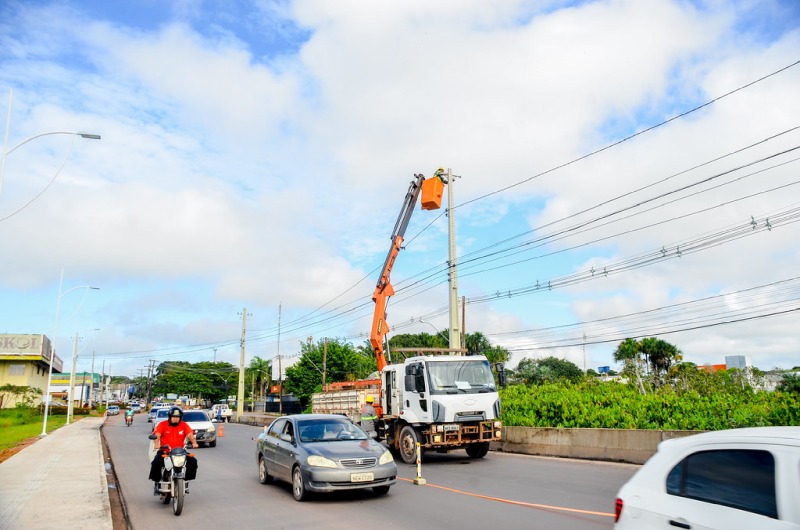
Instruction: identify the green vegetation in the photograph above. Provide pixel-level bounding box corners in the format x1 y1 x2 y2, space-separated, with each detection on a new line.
501 378 800 429
0 407 68 451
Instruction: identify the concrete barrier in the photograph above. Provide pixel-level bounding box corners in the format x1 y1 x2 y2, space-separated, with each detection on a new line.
502 426 701 464
235 413 701 465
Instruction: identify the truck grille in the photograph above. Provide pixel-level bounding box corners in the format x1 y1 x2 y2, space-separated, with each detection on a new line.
339 457 377 469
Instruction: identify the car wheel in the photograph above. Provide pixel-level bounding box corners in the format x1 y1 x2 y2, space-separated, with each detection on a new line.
292 466 307 501
373 485 390 496
465 442 490 459
398 425 423 465
258 456 273 484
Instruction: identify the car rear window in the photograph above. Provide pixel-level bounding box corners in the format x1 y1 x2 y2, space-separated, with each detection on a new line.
666 449 777 519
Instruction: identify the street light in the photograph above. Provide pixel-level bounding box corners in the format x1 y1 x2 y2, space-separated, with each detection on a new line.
41 270 99 436
0 130 102 206
66 327 100 425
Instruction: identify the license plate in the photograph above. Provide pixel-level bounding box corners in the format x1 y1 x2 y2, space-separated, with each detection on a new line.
350 472 374 483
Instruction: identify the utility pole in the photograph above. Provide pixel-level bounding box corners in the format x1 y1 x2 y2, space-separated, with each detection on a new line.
322 338 327 390
89 350 95 408
66 332 79 424
277 303 282 415
445 168 462 351
237 307 249 420
213 347 217 363
461 295 467 350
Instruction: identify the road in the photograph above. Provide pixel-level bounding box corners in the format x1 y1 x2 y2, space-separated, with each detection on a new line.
103 414 637 529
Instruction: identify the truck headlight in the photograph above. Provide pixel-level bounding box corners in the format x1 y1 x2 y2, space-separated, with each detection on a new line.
379 451 394 465
307 455 337 468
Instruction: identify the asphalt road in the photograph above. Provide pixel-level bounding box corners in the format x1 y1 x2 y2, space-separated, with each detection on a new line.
103 414 637 529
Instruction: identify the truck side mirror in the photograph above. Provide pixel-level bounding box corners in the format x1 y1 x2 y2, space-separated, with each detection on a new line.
495 362 507 389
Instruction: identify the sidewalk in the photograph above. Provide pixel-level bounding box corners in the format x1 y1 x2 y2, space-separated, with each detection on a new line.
0 416 112 530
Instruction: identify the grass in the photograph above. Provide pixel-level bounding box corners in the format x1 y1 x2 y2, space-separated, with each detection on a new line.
0 408 70 451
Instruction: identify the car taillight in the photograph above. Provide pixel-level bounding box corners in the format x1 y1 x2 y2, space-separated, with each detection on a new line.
614 498 623 523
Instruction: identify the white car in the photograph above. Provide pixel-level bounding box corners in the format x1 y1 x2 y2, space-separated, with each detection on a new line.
182 409 217 447
614 426 800 530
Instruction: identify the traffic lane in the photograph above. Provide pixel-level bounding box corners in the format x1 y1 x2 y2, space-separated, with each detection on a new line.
105 419 636 529
410 449 636 519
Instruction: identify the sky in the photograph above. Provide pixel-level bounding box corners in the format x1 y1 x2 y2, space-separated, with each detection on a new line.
1 0 799 379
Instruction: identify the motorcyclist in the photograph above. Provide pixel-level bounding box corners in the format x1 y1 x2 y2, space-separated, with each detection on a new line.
148 406 199 495
125 407 134 425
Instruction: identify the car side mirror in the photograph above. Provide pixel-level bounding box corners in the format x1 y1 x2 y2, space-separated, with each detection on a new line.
148 434 157 440
280 433 293 443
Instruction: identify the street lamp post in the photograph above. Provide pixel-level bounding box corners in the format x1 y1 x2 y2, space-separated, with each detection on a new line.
41 270 99 436
1 89 101 206
66 327 100 424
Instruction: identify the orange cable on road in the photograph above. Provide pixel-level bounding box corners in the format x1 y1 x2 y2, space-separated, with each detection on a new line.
398 477 614 518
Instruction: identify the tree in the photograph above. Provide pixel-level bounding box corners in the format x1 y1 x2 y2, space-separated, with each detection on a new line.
613 337 682 393
151 361 238 403
284 338 376 409
515 356 583 385
0 384 42 408
776 373 800 394
246 356 272 401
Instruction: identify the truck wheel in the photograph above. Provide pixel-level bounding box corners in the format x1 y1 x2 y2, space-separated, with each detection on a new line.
465 442 490 459
398 425 422 465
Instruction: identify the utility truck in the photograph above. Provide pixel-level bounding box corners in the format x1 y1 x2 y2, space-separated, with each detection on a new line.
312 172 504 464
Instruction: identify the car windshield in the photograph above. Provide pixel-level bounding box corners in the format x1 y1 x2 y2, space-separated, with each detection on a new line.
182 411 208 422
156 409 169 418
297 419 368 442
427 359 497 394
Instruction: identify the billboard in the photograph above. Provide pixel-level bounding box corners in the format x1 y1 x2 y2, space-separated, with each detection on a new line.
271 354 299 381
0 334 62 372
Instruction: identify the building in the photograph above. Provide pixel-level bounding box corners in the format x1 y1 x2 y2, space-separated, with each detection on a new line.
725 355 752 370
0 333 62 408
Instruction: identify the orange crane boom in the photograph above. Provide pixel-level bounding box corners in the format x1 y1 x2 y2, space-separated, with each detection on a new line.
369 173 442 372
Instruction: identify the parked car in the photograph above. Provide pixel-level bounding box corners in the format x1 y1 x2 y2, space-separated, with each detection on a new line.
182 410 217 447
106 405 120 416
614 426 800 529
255 414 396 501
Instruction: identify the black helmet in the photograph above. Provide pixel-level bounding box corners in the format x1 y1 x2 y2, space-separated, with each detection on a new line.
168 406 183 420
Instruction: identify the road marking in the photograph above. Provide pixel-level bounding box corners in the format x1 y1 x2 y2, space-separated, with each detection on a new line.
398 477 615 517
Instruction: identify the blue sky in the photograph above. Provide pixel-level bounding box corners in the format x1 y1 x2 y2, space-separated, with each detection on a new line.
1 0 799 378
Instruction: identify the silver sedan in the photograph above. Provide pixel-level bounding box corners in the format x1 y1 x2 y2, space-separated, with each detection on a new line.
255 414 397 501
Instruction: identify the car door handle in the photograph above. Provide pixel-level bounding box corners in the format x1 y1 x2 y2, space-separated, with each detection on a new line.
669 520 691 529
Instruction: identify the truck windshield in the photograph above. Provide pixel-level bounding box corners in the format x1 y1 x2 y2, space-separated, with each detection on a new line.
427 359 496 394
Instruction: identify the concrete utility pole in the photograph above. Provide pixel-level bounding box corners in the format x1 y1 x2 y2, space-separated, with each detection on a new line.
66 332 80 424
89 350 95 408
445 168 462 351
277 303 283 415
237 307 248 420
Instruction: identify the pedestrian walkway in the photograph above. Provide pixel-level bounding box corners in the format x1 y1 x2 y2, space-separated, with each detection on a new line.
0 416 112 530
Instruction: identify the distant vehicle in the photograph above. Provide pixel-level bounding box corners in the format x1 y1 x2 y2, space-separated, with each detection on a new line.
210 404 232 422
614 426 800 529
148 403 169 422
130 402 142 414
106 405 120 416
255 414 396 501
151 407 171 431
182 410 217 448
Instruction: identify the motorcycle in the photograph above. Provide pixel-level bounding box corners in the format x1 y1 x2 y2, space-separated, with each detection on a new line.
125 414 133 427
148 434 191 516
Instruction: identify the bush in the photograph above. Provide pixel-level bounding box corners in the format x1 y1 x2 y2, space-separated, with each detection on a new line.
500 379 800 430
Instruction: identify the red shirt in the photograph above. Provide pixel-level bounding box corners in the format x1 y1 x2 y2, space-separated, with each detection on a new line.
155 420 192 449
